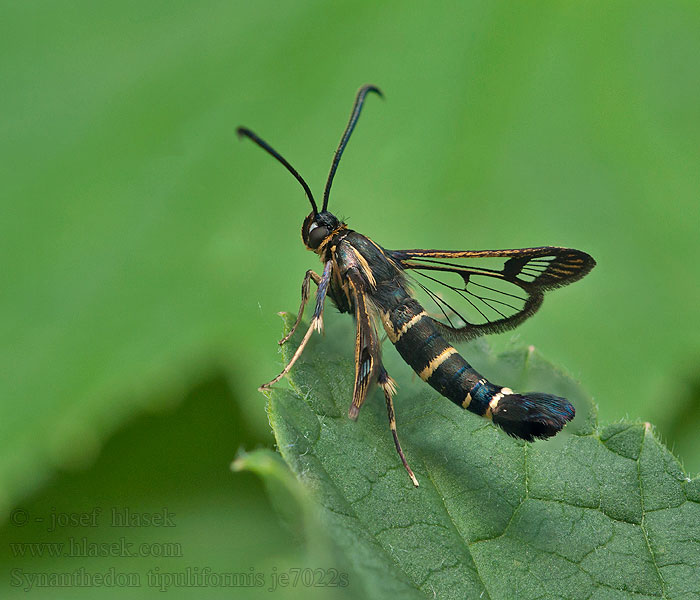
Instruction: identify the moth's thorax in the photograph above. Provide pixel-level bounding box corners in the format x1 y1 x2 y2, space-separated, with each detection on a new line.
317 227 350 260
330 231 406 298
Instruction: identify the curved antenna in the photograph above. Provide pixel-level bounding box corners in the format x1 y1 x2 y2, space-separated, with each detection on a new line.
322 85 383 211
236 127 318 214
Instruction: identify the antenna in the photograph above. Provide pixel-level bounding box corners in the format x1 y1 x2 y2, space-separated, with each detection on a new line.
236 127 318 214
322 85 383 211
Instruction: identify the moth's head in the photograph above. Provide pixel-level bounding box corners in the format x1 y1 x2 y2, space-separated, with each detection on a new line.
236 85 382 254
302 210 340 251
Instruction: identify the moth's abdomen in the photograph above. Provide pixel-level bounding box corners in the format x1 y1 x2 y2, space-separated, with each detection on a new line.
489 390 575 441
380 298 575 440
381 298 490 414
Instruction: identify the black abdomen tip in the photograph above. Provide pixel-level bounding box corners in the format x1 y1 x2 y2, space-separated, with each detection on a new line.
491 392 575 441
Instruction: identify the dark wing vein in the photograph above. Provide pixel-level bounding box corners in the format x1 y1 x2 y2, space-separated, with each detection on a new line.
411 271 483 324
469 279 528 302
415 279 457 328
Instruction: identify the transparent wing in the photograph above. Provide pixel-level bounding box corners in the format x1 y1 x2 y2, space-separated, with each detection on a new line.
389 247 595 341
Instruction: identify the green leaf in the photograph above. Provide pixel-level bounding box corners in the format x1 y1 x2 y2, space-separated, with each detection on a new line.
257 314 700 599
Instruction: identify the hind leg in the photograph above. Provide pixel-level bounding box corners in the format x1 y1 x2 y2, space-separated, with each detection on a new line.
378 366 419 487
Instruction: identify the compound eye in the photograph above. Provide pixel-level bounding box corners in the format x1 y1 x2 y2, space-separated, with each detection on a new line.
308 224 329 249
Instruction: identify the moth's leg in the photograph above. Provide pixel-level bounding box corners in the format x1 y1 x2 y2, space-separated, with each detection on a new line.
347 269 418 486
279 269 322 345
379 366 419 487
259 261 332 390
346 270 380 420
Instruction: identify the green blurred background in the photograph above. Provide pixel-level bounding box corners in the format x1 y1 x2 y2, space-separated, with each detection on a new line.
2 1 699 598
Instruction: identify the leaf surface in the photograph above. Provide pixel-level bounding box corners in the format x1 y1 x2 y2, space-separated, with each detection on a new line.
260 314 700 600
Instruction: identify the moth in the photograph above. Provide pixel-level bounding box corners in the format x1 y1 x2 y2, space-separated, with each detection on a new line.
239 85 595 487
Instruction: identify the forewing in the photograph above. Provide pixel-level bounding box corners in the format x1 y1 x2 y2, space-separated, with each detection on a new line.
389 247 595 340
346 270 381 420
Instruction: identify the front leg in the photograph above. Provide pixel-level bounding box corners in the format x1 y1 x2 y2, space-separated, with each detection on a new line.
279 269 321 345
259 261 332 390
